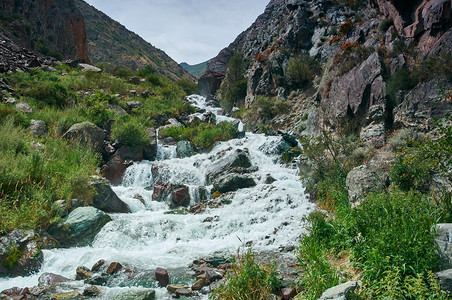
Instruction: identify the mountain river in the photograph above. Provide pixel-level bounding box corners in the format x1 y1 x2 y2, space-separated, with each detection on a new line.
0 95 314 298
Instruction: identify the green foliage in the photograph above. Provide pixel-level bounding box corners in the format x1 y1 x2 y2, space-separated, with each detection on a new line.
353 189 439 282
159 121 238 149
219 52 247 111
2 243 22 270
81 92 115 127
0 120 98 233
391 115 452 193
248 96 289 121
378 18 394 32
23 80 74 108
287 55 320 88
211 248 280 300
110 115 150 147
175 78 198 95
386 66 416 106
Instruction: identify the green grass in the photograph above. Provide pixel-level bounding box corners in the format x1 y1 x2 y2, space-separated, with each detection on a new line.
159 121 238 149
211 248 280 300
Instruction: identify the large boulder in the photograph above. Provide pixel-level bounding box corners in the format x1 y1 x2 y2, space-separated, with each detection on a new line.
15 102 33 114
346 165 384 204
38 272 71 286
91 176 130 213
205 149 252 184
100 153 132 185
48 207 112 247
318 281 359 300
213 174 257 193
113 289 155 300
27 120 48 137
143 128 158 161
63 122 106 152
436 269 452 293
0 230 43 277
152 182 191 208
436 223 452 270
198 71 226 100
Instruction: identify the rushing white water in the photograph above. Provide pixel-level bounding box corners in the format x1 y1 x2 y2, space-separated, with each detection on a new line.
0 95 314 298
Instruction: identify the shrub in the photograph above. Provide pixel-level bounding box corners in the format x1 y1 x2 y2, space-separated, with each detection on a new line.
219 52 247 111
80 92 114 128
211 248 280 300
386 66 416 107
249 96 289 120
175 79 198 95
287 55 320 89
378 18 394 32
110 115 150 147
23 81 74 108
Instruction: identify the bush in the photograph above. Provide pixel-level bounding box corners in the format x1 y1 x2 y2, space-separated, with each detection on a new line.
159 121 238 149
219 52 247 111
250 96 289 120
24 81 74 108
287 55 320 88
81 92 114 127
175 79 198 95
378 18 394 32
211 248 280 300
110 115 150 147
386 66 416 107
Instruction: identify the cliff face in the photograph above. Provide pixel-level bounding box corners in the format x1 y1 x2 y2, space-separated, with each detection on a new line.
201 0 452 147
74 0 194 81
0 0 89 62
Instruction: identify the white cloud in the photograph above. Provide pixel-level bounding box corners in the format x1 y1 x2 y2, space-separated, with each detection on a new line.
84 0 269 64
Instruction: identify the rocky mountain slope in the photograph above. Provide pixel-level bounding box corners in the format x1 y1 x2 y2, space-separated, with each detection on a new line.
74 0 194 80
0 0 89 62
200 0 452 144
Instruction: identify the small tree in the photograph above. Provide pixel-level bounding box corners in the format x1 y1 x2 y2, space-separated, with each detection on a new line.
219 52 248 111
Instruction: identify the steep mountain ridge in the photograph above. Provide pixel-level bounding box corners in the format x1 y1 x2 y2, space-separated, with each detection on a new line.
180 61 208 77
0 0 89 62
201 0 452 145
74 0 194 81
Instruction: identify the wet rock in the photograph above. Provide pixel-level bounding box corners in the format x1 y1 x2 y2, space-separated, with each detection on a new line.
143 128 157 161
86 274 109 286
206 269 224 283
78 63 101 73
155 267 169 287
113 289 155 300
106 262 123 275
213 173 257 193
134 194 146 205
15 102 33 114
63 122 106 152
436 223 452 270
281 287 297 300
90 176 130 213
191 279 207 290
152 182 173 202
176 141 198 158
38 272 71 286
51 291 83 300
176 288 198 297
205 149 252 184
0 230 43 277
346 165 383 204
265 175 277 184
48 206 111 247
27 120 48 137
76 266 93 280
167 284 190 293
318 281 358 300
100 153 132 185
1 287 30 298
83 286 102 297
91 259 106 272
171 185 191 208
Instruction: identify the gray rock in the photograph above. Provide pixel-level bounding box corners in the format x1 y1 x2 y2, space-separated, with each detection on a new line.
48 207 111 247
113 289 155 300
319 281 359 300
63 122 106 152
126 101 143 110
27 120 48 137
205 149 252 184
436 223 452 270
0 230 43 277
90 176 130 213
346 165 383 203
5 97 16 104
176 141 198 158
213 173 257 193
83 286 102 297
143 128 157 161
78 63 102 73
38 272 71 286
16 102 33 114
76 266 93 280
436 268 452 293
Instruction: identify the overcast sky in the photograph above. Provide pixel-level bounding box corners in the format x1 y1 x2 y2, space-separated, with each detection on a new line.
84 0 269 65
